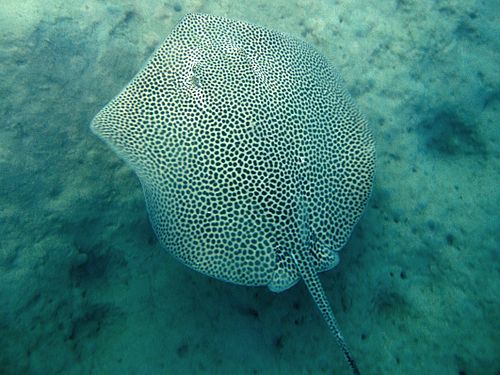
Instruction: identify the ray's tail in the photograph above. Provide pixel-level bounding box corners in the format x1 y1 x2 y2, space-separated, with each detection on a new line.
292 251 361 375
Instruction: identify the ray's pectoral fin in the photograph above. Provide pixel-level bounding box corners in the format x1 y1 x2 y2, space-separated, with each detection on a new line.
291 249 362 375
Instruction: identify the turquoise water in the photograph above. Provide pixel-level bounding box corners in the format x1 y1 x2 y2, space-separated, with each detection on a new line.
0 1 498 374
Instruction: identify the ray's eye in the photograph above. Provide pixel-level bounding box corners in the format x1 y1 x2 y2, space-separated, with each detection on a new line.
191 64 204 88
191 74 202 88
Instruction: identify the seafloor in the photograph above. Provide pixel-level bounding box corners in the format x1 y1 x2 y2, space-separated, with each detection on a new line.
0 1 498 374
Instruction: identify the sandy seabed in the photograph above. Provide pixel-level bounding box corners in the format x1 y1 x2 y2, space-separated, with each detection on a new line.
0 0 498 374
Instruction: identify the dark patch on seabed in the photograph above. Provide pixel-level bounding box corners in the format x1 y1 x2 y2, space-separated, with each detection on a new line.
419 109 487 157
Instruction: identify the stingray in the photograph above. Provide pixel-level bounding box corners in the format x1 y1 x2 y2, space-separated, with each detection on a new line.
91 14 375 374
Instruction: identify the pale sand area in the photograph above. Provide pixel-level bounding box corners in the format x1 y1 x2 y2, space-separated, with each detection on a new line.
0 0 498 374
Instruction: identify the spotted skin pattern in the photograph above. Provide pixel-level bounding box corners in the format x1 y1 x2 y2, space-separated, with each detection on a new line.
91 14 374 374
